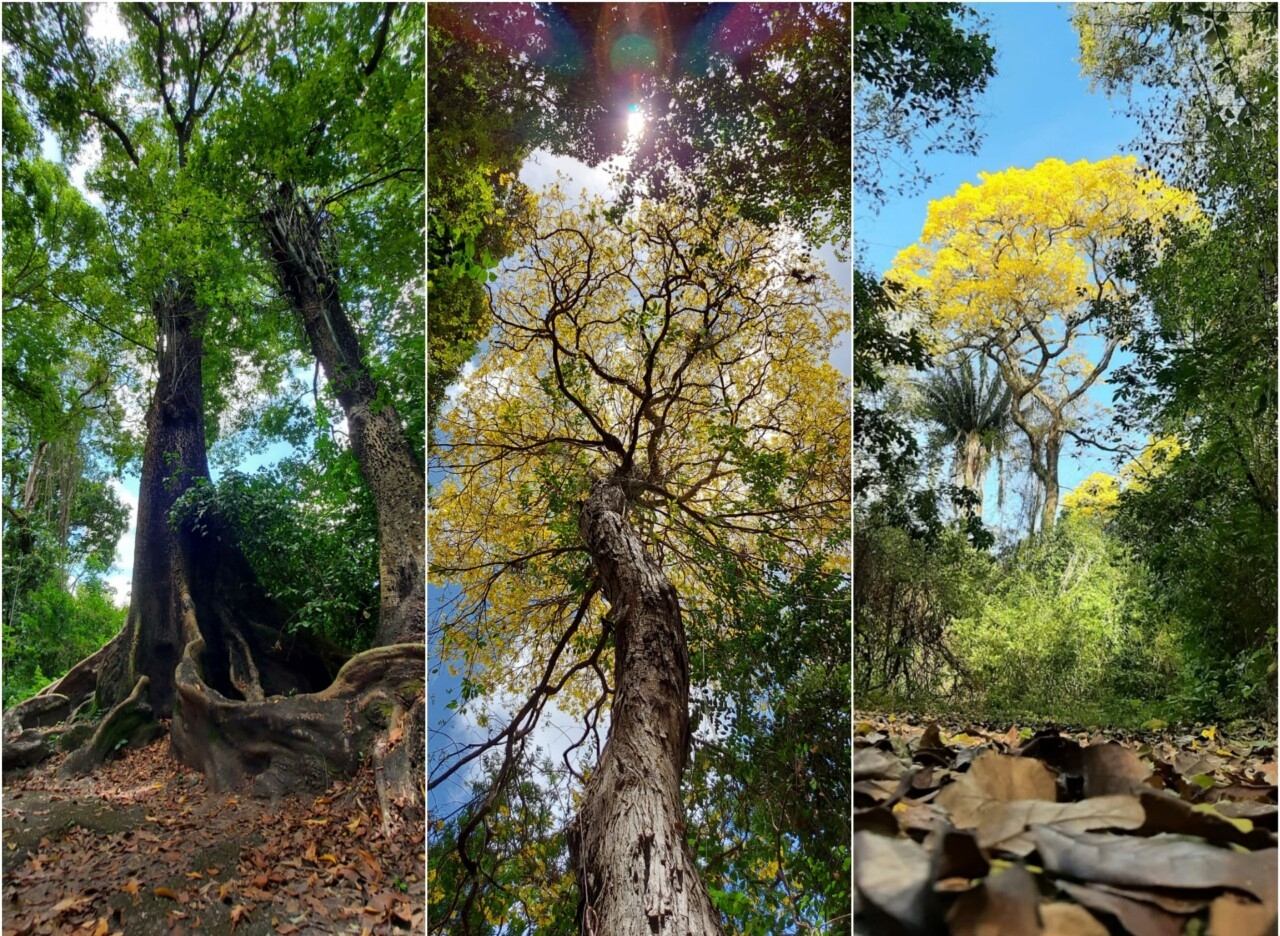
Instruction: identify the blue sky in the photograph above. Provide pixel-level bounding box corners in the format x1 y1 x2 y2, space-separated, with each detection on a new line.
856 2 1152 531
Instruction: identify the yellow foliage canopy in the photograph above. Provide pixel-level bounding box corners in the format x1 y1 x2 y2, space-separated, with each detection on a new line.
430 189 850 717
887 156 1196 531
1061 472 1121 516
1062 436 1183 517
887 155 1198 341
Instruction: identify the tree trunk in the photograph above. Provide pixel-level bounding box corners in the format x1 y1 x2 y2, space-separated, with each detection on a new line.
261 183 425 647
570 476 722 936
6 279 421 805
1041 432 1062 533
96 281 216 714
96 281 339 717
961 431 985 519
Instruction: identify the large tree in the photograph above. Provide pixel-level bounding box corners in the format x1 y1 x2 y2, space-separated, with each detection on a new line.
2 3 423 810
429 191 848 933
919 355 1013 520
235 3 426 647
887 156 1196 533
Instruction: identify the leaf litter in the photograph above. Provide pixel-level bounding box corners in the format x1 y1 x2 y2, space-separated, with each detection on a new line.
2 730 423 935
853 711 1277 935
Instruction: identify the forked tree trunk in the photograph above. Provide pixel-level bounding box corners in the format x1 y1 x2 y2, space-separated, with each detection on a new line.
570 476 722 936
262 183 425 647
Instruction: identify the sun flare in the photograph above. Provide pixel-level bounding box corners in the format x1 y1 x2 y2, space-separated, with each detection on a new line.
626 105 646 141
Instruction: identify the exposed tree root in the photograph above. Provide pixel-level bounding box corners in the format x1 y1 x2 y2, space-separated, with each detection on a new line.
60 676 162 778
3 639 425 827
171 640 425 800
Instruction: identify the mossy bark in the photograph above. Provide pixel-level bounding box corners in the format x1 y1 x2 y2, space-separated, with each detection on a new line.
60 677 162 777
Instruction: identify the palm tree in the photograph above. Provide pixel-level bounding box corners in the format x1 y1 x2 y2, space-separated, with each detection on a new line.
918 354 1014 520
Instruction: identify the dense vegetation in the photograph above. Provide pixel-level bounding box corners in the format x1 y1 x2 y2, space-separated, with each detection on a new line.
854 3 1277 729
428 4 850 933
3 2 424 810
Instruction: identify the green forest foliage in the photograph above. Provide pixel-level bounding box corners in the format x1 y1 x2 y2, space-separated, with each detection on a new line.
2 4 422 706
857 514 1178 725
170 445 380 654
855 2 1277 728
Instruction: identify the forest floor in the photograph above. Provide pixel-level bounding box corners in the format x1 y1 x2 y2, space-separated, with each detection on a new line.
1 729 424 936
854 709 1279 936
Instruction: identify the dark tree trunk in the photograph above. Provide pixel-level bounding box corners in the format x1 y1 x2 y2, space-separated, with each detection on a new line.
570 476 722 936
262 184 425 647
97 281 217 714
95 282 337 718
1041 432 1062 533
5 280 422 804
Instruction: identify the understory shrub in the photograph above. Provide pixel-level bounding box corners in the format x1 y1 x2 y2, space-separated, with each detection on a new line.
856 512 1188 725
949 515 1182 722
854 521 992 705
2 576 125 709
171 449 380 653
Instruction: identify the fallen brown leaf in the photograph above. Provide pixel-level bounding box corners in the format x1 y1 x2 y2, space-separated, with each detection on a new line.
1040 902 1109 936
1032 826 1277 913
853 831 934 932
947 863 1040 935
939 750 1058 815
1081 742 1152 797
1057 879 1188 936
1207 893 1275 936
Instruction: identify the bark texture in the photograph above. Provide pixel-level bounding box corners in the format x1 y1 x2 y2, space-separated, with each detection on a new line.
95 283 339 719
96 282 216 714
171 642 424 798
3 276 423 809
569 476 722 936
262 184 425 647
60 676 162 777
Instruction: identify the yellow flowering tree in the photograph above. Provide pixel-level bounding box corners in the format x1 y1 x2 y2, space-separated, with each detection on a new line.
1062 435 1183 518
429 188 849 933
1062 472 1122 517
888 156 1196 533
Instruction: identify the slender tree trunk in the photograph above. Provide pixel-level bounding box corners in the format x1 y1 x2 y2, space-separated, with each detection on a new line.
570 476 722 936
262 184 425 647
961 431 985 519
1041 432 1062 533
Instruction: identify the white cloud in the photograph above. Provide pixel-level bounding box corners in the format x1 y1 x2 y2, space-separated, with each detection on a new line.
518 149 621 201
68 135 105 209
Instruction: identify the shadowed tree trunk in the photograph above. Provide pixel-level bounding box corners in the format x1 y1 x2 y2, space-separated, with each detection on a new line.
96 281 221 714
96 281 340 717
569 475 722 936
5 281 422 809
262 183 425 647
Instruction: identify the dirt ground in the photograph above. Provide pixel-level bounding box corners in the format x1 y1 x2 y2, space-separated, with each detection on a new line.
2 729 424 935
